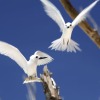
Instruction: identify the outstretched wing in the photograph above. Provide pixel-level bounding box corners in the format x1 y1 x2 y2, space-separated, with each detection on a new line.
35 51 53 66
40 0 65 32
0 41 27 71
72 0 99 27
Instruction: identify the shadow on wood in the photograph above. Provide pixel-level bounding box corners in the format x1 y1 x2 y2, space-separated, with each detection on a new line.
60 0 100 48
40 65 62 100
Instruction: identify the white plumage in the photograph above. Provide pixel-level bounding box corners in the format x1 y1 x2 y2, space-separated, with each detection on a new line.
0 41 27 71
72 0 99 27
40 0 99 52
0 41 53 83
41 0 65 32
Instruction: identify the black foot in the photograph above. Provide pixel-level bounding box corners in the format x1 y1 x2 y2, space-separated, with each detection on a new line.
29 76 33 80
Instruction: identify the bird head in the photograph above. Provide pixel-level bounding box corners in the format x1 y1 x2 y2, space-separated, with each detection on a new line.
30 54 47 61
30 51 53 66
65 22 72 29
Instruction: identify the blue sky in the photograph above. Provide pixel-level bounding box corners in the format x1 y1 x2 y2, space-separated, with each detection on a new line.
0 0 100 100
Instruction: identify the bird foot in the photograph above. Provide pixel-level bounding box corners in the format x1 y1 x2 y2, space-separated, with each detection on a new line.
25 76 36 81
23 77 42 84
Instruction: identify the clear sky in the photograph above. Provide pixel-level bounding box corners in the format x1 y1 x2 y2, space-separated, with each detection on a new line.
0 0 100 100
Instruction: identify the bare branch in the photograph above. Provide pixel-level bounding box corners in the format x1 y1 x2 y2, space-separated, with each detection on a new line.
23 65 62 100
60 0 100 48
40 65 62 100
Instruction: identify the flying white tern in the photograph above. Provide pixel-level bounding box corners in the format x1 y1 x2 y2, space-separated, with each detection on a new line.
41 0 99 52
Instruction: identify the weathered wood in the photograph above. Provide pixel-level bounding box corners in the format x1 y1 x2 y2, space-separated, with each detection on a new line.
60 0 100 48
40 65 62 100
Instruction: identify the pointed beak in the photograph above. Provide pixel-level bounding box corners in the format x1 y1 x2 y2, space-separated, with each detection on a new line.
39 57 48 59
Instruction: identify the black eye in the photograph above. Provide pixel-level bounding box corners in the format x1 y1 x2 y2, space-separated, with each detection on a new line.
67 26 69 28
70 24 72 26
36 56 38 58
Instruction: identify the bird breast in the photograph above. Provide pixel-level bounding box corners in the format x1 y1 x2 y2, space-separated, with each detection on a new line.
26 61 37 76
62 27 73 39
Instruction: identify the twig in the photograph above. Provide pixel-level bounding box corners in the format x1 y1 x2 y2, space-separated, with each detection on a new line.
40 65 62 100
60 0 100 48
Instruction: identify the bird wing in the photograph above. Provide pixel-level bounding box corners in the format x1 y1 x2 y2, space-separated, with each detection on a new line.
0 41 27 71
35 51 53 66
72 0 99 27
40 0 65 32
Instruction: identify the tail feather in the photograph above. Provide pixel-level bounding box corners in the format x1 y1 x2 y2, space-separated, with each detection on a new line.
68 39 81 52
67 43 75 52
49 38 81 52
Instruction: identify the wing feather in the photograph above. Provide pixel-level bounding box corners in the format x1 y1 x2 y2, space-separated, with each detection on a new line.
0 41 27 71
40 0 65 32
72 0 99 27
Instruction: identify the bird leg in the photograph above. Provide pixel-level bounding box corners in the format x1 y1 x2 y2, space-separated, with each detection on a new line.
28 75 38 80
24 75 42 83
29 76 33 80
67 40 69 45
25 76 34 81
25 73 40 82
63 39 65 45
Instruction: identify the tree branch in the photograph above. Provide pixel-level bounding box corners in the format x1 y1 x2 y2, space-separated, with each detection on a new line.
40 66 62 100
60 0 100 48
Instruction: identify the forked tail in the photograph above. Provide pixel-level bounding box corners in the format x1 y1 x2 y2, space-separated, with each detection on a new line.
49 38 81 52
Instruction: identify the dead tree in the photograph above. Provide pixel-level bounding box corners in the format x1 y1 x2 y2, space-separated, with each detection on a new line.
40 66 62 100
60 0 100 48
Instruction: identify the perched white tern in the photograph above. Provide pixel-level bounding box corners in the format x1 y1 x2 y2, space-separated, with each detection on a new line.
0 41 53 83
41 0 99 52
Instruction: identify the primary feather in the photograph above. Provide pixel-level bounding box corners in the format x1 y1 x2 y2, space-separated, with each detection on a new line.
0 41 27 70
72 0 99 27
40 0 65 32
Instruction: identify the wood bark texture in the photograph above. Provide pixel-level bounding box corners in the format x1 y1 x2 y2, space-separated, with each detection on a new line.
40 66 62 100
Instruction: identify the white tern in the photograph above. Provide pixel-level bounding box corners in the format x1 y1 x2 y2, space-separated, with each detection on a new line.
40 0 99 52
0 41 53 83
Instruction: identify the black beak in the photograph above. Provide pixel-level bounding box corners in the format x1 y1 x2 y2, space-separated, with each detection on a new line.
39 57 48 59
